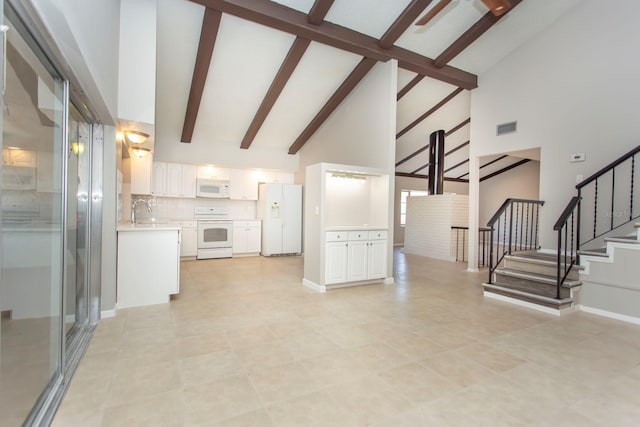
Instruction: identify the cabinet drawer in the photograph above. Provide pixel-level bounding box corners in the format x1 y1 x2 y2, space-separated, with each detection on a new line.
182 220 197 229
368 230 387 240
348 231 368 241
234 220 261 228
326 231 348 242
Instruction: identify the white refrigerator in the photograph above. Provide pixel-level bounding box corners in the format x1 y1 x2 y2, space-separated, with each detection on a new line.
257 183 302 256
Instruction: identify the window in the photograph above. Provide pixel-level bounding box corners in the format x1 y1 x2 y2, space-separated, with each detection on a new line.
400 190 429 226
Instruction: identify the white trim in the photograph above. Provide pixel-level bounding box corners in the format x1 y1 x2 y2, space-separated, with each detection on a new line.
580 305 640 325
467 267 479 273
483 291 578 316
302 278 326 293
383 277 395 285
101 305 118 319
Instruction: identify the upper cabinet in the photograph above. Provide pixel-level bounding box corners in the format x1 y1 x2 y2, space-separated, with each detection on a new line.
152 162 196 198
261 171 294 184
3 148 37 167
197 165 230 181
229 169 259 201
128 155 153 195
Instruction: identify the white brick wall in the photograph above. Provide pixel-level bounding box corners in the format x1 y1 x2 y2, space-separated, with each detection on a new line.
404 195 469 261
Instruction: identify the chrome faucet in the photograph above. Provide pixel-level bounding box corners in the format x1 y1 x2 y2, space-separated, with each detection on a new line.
131 198 152 224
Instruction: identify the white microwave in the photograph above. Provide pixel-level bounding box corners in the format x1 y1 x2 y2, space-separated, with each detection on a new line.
196 179 230 198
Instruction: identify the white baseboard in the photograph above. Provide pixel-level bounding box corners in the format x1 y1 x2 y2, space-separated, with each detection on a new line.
483 291 579 316
579 305 640 325
383 277 395 285
101 305 118 319
302 278 326 293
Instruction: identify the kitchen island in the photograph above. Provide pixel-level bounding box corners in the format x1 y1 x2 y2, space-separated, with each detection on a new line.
117 223 181 308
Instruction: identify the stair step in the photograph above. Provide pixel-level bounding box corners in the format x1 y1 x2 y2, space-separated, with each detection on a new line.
483 283 574 310
495 268 582 288
578 247 608 257
605 236 640 244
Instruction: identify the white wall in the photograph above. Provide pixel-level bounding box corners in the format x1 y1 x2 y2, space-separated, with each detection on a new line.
28 0 121 122
479 160 540 227
470 0 640 249
118 0 156 124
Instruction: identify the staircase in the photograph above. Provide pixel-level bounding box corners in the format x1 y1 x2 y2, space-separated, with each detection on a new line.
483 251 582 312
483 145 640 316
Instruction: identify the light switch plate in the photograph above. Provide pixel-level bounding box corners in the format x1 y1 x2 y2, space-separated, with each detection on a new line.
570 153 586 162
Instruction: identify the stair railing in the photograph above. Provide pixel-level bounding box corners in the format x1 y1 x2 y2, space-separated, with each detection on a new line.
576 145 640 247
487 198 545 284
553 196 580 299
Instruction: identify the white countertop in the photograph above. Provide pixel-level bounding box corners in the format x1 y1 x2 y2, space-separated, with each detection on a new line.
117 222 181 232
325 226 388 231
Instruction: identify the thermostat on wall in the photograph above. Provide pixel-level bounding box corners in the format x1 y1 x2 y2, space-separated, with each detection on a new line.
570 153 586 162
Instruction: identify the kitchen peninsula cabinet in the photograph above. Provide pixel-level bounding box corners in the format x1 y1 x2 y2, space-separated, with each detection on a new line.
117 224 180 307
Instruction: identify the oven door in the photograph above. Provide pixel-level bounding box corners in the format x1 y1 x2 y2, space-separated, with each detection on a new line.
197 221 232 249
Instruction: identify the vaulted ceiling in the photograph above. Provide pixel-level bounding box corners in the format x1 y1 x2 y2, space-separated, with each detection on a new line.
155 0 581 180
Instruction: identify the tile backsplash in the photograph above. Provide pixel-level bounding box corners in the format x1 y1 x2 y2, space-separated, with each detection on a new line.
129 195 257 222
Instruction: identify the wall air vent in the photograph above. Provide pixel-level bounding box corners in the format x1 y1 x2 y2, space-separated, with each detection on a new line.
496 121 517 136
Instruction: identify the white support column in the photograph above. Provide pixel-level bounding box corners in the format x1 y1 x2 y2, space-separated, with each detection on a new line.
467 155 480 272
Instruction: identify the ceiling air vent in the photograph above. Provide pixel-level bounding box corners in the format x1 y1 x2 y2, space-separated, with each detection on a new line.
496 121 517 136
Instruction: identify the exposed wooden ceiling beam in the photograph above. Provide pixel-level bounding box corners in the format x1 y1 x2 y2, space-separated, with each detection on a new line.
181 8 222 143
396 87 464 139
445 118 470 136
445 140 469 156
396 172 468 183
308 0 335 25
379 0 433 49
288 57 377 154
415 0 452 26
397 74 424 100
457 154 508 178
240 37 311 149
480 158 530 182
433 0 522 68
444 158 469 173
411 163 429 174
396 144 429 167
189 0 477 89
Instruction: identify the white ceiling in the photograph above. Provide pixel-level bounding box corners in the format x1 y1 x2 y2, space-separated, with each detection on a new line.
155 0 583 178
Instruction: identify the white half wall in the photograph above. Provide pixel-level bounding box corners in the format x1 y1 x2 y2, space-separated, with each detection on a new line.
470 0 640 249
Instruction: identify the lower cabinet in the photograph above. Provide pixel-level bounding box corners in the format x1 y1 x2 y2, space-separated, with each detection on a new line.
233 220 261 255
180 221 198 257
325 230 387 285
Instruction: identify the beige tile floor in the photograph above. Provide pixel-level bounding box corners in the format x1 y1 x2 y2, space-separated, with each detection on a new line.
52 250 640 426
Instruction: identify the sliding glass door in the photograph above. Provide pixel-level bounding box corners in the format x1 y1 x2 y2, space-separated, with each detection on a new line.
0 4 66 424
0 2 101 425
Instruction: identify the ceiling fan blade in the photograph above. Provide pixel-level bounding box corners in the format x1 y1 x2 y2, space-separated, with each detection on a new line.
415 0 452 26
481 0 512 16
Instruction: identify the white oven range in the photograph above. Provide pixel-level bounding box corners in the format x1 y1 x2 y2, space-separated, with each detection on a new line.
195 207 233 259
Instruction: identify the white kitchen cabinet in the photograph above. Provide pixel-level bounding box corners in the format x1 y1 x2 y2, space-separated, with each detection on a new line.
197 165 230 180
233 220 261 255
367 231 388 280
230 168 259 200
325 240 348 285
117 226 180 307
152 161 167 195
129 155 153 195
261 171 294 184
180 220 198 257
5 148 37 167
153 162 196 198
324 230 387 286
